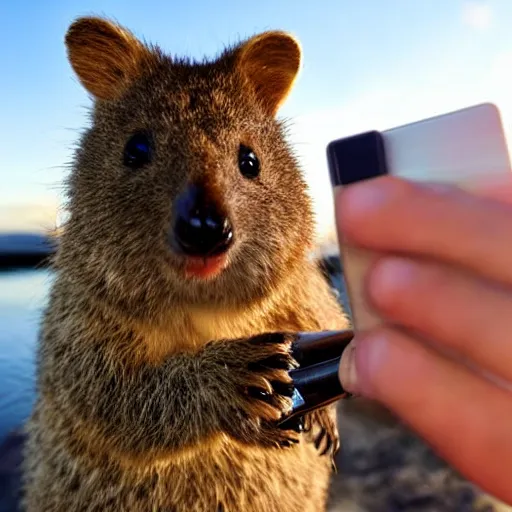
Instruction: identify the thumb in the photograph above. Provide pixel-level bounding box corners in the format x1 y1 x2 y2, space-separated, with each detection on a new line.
338 339 360 395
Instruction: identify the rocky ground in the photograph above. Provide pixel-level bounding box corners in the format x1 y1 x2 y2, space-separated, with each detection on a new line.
327 399 510 512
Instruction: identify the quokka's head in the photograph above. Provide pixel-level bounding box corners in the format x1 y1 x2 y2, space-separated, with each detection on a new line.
58 16 315 317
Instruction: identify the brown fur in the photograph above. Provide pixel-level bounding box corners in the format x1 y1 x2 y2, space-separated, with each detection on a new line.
21 16 350 512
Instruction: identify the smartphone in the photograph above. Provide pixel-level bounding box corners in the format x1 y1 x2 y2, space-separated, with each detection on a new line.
326 102 512 332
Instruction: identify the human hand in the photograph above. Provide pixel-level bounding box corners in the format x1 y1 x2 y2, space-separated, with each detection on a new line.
334 175 512 505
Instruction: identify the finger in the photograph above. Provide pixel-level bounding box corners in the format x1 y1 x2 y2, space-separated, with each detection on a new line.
354 326 512 505
335 175 512 287
365 255 512 385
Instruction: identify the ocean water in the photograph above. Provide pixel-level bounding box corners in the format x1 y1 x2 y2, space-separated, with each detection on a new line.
0 269 53 441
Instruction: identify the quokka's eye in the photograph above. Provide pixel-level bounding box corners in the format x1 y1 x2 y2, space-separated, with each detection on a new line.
123 131 152 169
238 144 260 179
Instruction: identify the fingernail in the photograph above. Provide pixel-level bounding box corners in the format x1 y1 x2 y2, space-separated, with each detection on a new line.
338 341 359 394
339 333 389 398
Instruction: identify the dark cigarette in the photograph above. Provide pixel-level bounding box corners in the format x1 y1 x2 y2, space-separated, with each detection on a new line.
278 353 352 428
291 356 349 415
292 329 353 368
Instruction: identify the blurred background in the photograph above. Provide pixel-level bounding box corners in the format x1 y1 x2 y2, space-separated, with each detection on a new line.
1 2 512 510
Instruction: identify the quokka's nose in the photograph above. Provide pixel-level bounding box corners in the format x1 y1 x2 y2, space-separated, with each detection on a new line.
170 184 233 257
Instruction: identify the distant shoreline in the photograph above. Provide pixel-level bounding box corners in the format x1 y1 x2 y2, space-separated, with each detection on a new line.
0 253 52 270
0 233 55 270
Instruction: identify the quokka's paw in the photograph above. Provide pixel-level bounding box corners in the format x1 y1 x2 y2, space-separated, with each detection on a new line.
212 332 303 449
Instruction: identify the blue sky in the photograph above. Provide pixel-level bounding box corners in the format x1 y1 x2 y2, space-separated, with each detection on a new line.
2 1 512 237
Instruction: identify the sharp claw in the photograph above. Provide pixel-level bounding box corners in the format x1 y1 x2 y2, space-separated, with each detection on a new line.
248 354 292 371
250 333 288 345
277 415 304 433
247 386 273 403
320 435 333 456
334 439 341 456
279 435 299 448
302 417 312 433
291 418 304 433
270 380 295 397
314 428 326 450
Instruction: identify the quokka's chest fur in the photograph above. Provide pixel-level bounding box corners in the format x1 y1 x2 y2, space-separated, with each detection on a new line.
26 404 333 512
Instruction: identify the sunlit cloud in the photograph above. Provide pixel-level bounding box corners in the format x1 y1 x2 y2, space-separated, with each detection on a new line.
462 1 493 31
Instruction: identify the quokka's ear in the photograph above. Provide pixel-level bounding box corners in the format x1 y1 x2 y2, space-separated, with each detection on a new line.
234 31 302 116
65 16 153 100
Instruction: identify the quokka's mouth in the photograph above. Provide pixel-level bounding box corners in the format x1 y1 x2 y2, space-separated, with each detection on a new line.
182 253 229 280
